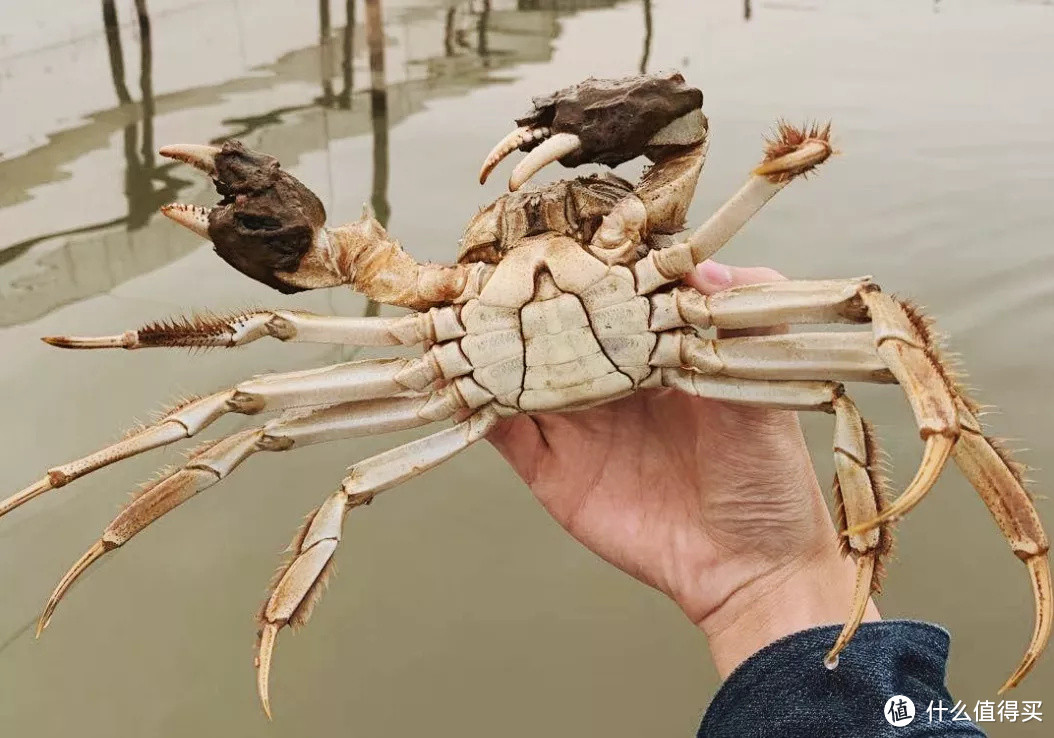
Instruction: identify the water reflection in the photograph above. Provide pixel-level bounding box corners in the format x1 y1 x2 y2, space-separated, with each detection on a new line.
0 0 638 653
639 0 651 72
365 0 389 318
2 2 1053 735
117 0 184 232
366 0 390 229
101 1 131 105
319 0 336 105
0 0 632 327
340 0 356 107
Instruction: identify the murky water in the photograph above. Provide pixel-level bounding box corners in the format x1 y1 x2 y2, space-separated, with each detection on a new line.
1 1 1052 735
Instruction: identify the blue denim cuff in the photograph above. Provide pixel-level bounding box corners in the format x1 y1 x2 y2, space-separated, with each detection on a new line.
697 620 985 737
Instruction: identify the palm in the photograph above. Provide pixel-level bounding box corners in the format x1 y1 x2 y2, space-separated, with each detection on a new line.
489 387 832 625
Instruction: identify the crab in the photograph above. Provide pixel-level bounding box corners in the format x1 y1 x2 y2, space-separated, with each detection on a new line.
3 72 1049 717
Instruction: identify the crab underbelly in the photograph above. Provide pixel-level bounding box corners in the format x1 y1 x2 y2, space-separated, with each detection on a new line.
459 266 657 413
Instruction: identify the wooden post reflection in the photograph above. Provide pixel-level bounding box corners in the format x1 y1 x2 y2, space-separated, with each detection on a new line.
363 0 389 317
319 0 335 105
339 0 355 108
444 7 456 57
639 0 652 73
478 0 491 63
103 0 175 230
102 0 132 104
134 0 154 169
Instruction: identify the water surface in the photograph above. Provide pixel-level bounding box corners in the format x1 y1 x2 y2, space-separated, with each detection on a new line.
1 1 1052 736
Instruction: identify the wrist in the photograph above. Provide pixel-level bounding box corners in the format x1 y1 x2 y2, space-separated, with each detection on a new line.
698 545 881 678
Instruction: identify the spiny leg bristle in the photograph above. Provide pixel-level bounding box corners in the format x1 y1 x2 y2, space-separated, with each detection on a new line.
135 310 252 349
755 120 834 181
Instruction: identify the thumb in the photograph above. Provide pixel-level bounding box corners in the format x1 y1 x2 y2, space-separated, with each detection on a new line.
687 259 786 295
686 260 787 338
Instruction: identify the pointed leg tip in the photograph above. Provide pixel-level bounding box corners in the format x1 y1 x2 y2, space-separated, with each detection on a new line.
256 622 279 721
41 336 67 347
852 435 953 533
997 664 1030 695
35 607 54 638
996 657 1036 693
825 554 875 663
37 540 109 634
1 478 54 519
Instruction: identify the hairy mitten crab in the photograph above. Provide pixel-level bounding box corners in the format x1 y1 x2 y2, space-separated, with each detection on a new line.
4 72 1049 715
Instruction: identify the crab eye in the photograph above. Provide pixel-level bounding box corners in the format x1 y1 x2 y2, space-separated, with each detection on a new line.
236 213 282 231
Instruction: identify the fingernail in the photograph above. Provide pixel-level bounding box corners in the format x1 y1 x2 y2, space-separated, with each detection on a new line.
696 260 733 289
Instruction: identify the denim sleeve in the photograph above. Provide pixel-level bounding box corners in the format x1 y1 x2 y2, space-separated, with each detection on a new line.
697 621 985 737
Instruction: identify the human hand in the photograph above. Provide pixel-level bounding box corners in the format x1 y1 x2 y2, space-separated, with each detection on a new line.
489 260 879 676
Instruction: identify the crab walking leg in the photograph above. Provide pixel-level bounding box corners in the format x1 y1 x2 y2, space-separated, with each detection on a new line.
255 408 501 718
825 394 892 664
651 331 894 384
1 350 472 518
0 391 232 518
42 306 466 351
660 368 841 409
36 384 488 636
841 289 959 532
635 123 834 294
661 370 891 658
656 281 959 528
950 399 1051 692
648 278 872 333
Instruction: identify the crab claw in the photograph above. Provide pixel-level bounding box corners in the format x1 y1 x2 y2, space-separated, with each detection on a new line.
508 133 582 192
479 126 548 184
158 140 332 294
479 71 706 191
160 203 212 239
159 143 222 177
